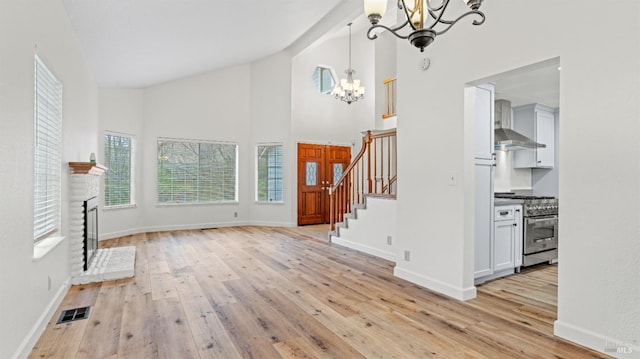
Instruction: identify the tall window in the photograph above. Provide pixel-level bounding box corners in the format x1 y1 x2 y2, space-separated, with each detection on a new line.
34 56 62 241
104 133 135 207
157 138 237 204
256 144 283 202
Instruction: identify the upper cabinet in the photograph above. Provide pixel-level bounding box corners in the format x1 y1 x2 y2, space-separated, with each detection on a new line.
473 84 495 161
513 104 556 168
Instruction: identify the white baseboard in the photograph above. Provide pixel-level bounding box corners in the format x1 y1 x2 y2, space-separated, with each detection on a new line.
554 320 639 358
394 266 477 301
13 278 71 359
247 220 297 228
100 221 298 241
331 237 397 262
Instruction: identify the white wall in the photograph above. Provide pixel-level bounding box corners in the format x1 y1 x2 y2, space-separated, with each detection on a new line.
292 27 375 146
98 89 145 238
395 0 639 355
332 196 397 261
0 1 98 358
248 52 296 227
374 31 397 130
139 65 251 231
99 52 300 237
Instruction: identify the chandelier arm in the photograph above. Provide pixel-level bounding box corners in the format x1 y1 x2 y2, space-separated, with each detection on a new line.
427 0 447 12
427 0 452 30
433 11 484 35
366 20 411 41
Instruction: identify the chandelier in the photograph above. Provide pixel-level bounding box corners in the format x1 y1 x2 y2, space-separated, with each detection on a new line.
364 0 485 52
332 23 365 105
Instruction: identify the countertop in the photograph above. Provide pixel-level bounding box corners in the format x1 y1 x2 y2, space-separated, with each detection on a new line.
494 198 524 206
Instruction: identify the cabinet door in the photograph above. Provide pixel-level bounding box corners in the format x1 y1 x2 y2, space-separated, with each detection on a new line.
514 206 523 267
535 110 555 167
474 163 493 278
471 84 495 161
494 220 515 271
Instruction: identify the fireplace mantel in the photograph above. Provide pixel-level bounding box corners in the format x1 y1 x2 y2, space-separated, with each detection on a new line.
68 162 107 175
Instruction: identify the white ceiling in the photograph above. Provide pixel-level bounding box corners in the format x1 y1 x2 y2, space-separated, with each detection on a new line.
63 0 345 88
493 60 560 108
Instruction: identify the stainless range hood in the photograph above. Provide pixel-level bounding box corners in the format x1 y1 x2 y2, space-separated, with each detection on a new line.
494 99 545 151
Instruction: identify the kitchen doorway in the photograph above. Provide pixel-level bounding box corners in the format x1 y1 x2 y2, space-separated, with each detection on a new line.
467 56 560 291
297 143 351 225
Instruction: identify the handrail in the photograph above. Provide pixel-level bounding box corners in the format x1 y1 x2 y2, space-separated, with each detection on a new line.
330 129 397 231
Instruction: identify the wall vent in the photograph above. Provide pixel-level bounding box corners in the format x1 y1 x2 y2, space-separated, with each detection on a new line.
57 306 91 324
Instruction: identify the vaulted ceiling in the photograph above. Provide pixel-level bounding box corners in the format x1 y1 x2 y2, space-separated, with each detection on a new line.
63 0 347 88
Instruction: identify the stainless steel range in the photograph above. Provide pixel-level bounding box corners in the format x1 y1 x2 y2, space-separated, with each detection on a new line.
495 194 558 267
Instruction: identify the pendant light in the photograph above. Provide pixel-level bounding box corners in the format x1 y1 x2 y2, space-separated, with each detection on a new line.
331 23 365 105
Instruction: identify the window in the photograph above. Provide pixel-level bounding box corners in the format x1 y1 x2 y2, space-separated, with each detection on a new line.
256 145 283 202
312 66 337 94
34 56 62 241
104 133 135 207
157 138 237 204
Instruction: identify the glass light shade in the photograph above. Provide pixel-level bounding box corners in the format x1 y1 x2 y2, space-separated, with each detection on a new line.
364 0 387 17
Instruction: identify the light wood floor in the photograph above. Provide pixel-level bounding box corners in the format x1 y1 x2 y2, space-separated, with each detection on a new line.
30 226 609 358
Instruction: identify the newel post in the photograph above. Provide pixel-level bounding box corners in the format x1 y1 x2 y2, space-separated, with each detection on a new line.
365 131 373 193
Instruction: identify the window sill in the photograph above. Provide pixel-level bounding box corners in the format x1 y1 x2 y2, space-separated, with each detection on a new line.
255 201 285 205
103 204 137 210
33 236 65 262
156 201 239 208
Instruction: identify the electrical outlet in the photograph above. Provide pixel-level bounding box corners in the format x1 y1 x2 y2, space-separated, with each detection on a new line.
234 212 238 218
386 235 392 245
404 250 411 261
447 171 457 186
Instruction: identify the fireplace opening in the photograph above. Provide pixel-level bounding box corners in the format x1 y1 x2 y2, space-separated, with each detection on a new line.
84 196 98 271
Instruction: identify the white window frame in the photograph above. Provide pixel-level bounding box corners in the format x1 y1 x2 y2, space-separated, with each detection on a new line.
103 131 136 209
156 137 238 205
33 55 62 242
256 143 284 203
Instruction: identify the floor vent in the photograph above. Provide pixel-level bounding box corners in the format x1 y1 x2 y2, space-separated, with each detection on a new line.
57 306 91 324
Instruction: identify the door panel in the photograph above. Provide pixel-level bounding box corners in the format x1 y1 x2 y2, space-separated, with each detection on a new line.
297 143 351 225
298 143 325 225
325 146 351 223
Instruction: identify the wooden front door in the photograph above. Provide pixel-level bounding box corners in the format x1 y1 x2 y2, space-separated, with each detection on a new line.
297 143 351 225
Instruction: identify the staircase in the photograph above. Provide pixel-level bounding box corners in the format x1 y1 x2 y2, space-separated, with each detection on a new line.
329 129 397 254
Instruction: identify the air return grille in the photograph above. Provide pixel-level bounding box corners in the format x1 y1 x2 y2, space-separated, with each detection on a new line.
57 306 91 324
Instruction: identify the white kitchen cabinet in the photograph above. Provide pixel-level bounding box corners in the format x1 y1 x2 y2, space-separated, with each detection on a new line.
474 164 493 278
473 84 495 161
494 206 517 271
513 104 556 168
514 205 522 268
468 84 495 279
476 204 522 284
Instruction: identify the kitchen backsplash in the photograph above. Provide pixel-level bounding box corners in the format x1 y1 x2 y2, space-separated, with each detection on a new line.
494 150 532 192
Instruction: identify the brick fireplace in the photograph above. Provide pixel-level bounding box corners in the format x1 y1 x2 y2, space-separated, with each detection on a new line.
68 162 105 282
68 162 136 285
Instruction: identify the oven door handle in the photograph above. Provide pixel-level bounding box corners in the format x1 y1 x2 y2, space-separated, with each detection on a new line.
534 237 555 243
527 217 557 223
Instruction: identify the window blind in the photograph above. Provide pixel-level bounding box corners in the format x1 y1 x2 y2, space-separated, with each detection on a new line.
34 56 62 241
257 145 283 202
104 133 135 207
157 139 237 204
